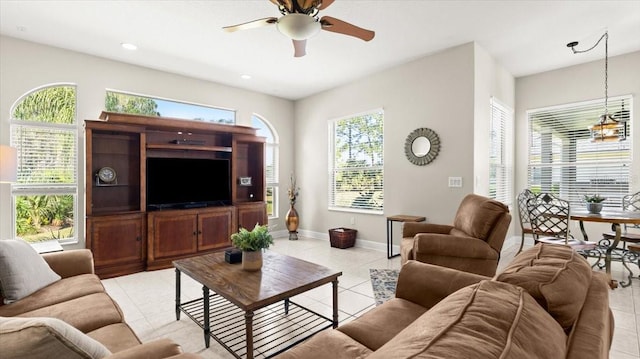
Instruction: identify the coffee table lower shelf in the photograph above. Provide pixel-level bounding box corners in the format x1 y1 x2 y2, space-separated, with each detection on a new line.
179 293 333 358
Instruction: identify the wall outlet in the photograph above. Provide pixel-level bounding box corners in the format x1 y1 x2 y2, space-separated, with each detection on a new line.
448 177 463 188
350 217 355 225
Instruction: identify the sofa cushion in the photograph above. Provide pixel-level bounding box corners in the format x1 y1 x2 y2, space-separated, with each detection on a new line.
17 292 125 333
494 243 592 329
0 274 105 317
368 280 566 359
0 239 61 304
87 323 141 353
0 316 112 359
452 194 507 240
337 298 428 350
274 328 373 359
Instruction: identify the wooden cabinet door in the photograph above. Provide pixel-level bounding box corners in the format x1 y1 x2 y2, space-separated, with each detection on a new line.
149 211 198 259
87 213 145 276
198 207 235 251
236 202 267 231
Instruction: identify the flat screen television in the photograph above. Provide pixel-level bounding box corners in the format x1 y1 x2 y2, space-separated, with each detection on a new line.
146 157 231 210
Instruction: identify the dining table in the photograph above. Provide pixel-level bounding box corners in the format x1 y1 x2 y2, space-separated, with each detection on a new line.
570 209 640 289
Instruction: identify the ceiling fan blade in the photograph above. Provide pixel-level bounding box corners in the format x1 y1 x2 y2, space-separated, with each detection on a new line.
317 0 334 10
320 16 375 41
292 39 307 57
222 17 278 32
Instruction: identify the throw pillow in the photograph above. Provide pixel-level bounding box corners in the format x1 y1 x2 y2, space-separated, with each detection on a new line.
494 243 593 330
0 316 112 359
0 239 61 304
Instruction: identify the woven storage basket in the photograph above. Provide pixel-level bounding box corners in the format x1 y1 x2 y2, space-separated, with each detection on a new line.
329 228 357 249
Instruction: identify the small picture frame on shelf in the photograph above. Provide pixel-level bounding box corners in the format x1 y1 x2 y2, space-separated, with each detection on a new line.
239 177 252 186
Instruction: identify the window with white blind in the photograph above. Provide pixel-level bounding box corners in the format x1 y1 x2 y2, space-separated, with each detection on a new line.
527 95 632 209
489 97 514 205
10 84 78 243
329 109 384 213
251 115 279 218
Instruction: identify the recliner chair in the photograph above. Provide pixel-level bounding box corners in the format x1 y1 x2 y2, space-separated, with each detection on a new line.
400 194 511 276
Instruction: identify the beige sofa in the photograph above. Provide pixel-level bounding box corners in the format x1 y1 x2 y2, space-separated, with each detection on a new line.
276 243 613 359
0 248 200 359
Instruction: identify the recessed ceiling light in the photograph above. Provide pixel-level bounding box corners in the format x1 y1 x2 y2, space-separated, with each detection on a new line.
240 74 252 80
121 43 137 50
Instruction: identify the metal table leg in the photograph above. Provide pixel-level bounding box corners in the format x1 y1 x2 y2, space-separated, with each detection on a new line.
203 286 210 348
332 279 339 328
606 224 621 289
175 269 181 321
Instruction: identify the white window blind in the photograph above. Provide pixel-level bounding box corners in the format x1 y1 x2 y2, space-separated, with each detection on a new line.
489 97 513 206
527 95 632 209
329 110 384 213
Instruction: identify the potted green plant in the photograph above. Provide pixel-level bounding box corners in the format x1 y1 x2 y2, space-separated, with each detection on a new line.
584 194 606 214
231 223 274 271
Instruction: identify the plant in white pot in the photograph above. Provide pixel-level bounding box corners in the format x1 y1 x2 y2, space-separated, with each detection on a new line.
584 194 606 214
231 224 274 271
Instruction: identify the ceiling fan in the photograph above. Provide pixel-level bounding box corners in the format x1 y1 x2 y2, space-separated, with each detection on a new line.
222 0 375 57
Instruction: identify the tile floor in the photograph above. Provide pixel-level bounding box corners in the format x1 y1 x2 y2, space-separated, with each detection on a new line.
102 236 640 358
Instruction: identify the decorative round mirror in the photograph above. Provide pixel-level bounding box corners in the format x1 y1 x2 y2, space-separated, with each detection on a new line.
404 128 440 166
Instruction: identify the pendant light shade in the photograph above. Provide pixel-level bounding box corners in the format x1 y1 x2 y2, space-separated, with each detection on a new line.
567 31 627 142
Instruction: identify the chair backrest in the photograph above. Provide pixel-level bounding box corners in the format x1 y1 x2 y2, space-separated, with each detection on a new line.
527 193 571 243
453 194 512 253
517 189 535 229
622 191 640 231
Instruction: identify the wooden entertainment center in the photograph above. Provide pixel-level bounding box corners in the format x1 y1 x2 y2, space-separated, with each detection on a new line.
85 111 267 278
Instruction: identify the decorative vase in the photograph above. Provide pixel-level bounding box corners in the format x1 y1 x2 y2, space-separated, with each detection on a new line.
242 250 262 271
285 205 299 240
586 202 603 214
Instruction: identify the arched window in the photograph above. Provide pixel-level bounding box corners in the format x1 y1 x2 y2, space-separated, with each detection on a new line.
10 84 78 244
251 115 279 218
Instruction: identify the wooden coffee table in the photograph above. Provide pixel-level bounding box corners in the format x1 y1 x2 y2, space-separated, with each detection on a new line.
173 251 342 358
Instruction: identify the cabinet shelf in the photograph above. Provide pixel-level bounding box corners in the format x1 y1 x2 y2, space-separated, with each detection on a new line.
146 144 232 152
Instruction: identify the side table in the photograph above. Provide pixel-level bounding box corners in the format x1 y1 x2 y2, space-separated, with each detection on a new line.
387 215 426 259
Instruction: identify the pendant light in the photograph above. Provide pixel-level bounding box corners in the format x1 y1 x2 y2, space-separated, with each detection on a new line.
567 32 627 142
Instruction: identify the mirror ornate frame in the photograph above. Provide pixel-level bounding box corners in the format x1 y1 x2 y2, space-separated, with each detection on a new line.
404 127 440 166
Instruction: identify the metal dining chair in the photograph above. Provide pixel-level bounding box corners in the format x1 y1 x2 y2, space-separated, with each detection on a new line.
516 189 536 253
527 193 597 251
602 191 640 243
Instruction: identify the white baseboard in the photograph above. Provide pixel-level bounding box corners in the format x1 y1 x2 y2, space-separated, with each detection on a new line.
273 230 521 255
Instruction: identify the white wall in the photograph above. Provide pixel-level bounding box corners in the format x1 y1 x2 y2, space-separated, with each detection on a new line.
0 36 296 246
294 42 515 246
515 50 640 240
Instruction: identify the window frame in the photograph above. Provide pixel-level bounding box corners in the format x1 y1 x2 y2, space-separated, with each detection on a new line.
489 97 514 206
328 108 384 214
526 95 632 209
251 114 279 219
10 83 79 244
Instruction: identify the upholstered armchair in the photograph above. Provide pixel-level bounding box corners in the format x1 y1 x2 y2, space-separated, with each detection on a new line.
400 194 512 276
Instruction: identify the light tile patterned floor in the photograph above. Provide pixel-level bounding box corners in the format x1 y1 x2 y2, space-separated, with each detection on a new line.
102 236 640 358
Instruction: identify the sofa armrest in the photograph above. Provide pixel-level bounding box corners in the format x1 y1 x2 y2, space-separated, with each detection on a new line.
395 260 489 309
42 249 95 278
105 338 197 359
402 222 452 238
413 234 498 259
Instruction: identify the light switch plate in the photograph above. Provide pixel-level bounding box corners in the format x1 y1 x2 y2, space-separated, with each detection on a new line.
448 177 462 188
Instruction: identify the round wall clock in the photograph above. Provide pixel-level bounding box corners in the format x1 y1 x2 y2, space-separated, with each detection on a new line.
97 166 117 184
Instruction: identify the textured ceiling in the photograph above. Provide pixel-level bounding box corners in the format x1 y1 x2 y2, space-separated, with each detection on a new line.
1 0 639 100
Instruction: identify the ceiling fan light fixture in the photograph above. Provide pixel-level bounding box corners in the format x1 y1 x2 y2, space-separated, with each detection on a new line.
276 13 321 40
